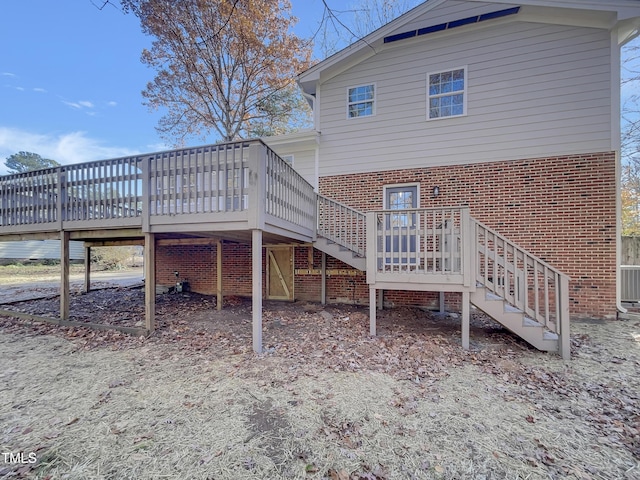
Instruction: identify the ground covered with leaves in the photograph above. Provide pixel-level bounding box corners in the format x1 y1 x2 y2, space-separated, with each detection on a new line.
0 287 639 479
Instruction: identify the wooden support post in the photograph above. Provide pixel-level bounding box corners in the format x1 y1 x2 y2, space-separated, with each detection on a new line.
369 286 377 336
461 291 470 350
60 231 70 320
216 239 223 311
144 232 156 332
252 229 263 354
377 289 383 310
321 251 326 305
439 291 445 314
84 246 91 293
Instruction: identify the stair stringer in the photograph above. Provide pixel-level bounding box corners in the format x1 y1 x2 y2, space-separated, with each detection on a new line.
313 236 367 271
470 286 559 353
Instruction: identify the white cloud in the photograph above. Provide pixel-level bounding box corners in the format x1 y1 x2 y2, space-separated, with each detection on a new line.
62 101 83 109
61 99 95 110
33 88 46 93
15 86 24 91
1 72 16 77
0 127 141 175
107 101 117 107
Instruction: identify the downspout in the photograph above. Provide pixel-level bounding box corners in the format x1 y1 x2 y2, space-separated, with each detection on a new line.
613 27 627 315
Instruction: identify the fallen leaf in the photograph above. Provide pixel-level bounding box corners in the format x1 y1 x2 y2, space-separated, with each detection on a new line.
328 468 349 480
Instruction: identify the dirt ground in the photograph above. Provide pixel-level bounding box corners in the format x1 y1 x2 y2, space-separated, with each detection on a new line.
0 285 639 479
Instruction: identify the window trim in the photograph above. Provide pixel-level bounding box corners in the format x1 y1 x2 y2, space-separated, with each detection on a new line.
281 154 294 166
426 66 467 121
346 83 376 119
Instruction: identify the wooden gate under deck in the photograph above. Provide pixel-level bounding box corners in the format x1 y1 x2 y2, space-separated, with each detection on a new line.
267 246 294 300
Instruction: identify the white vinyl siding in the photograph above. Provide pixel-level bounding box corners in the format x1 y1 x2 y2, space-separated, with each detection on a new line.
347 84 376 118
316 20 611 176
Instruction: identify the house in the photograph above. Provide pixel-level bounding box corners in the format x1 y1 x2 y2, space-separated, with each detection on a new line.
0 240 84 262
1 0 639 360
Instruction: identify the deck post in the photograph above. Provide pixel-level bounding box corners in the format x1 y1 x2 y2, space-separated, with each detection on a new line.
252 229 263 353
84 246 91 293
321 251 327 305
144 232 156 331
377 289 383 310
365 212 377 285
60 230 70 320
369 286 377 336
559 275 571 361
141 156 151 232
461 291 470 350
439 292 445 313
216 239 223 311
247 143 267 230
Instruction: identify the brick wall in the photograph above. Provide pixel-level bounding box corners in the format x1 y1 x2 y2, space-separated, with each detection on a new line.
156 242 254 297
319 152 617 319
153 152 617 319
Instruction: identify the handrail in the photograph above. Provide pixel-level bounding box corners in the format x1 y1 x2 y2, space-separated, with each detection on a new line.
366 206 470 278
0 139 316 238
316 194 366 256
473 218 570 347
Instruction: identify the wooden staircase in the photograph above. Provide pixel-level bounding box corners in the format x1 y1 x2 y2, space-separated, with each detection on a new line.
315 198 571 360
470 285 560 353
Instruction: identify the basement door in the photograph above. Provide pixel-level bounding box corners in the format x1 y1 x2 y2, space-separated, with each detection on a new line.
266 247 294 301
384 185 418 264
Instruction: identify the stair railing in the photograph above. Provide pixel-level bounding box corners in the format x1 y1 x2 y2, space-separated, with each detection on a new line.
473 219 570 355
316 194 366 257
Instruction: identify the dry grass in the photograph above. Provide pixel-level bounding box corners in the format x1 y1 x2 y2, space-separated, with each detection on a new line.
0 292 639 479
0 264 87 285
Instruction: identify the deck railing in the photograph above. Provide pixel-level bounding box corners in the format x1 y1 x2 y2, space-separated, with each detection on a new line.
147 142 248 216
0 140 316 236
366 207 473 285
0 168 60 227
474 219 570 342
266 149 316 234
316 194 366 256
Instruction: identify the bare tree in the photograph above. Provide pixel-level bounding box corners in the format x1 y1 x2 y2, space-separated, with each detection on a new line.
621 38 640 235
318 0 420 56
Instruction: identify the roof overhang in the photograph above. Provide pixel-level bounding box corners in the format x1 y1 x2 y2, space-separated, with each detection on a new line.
298 0 640 95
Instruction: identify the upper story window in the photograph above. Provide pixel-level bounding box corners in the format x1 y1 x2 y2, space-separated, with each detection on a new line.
427 67 466 120
347 84 375 118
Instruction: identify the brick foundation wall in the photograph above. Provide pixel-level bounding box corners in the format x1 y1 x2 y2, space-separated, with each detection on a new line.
319 152 617 319
156 242 255 297
153 152 617 319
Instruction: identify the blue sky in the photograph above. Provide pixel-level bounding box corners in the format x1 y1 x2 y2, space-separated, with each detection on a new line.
1 1 638 175
0 0 331 175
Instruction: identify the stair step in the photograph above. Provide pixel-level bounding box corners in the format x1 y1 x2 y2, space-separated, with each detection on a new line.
471 286 559 354
505 304 523 314
523 317 542 328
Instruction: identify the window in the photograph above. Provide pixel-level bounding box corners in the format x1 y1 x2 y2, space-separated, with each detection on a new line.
347 84 375 118
385 185 418 228
281 154 294 166
427 67 466 120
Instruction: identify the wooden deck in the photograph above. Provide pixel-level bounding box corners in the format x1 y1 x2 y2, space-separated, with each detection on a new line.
0 140 317 354
0 140 316 243
0 142 570 359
